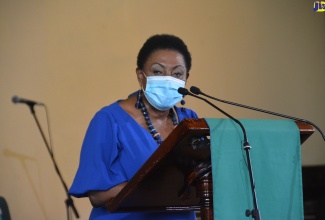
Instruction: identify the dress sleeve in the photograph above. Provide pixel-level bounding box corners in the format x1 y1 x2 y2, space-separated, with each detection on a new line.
69 110 127 198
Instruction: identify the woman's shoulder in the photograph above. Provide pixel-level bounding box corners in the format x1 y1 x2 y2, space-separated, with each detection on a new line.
90 101 126 122
98 101 121 113
93 99 140 125
98 92 138 116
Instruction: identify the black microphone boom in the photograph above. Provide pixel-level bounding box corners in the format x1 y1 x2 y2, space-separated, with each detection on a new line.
178 88 249 143
12 95 44 106
190 86 325 142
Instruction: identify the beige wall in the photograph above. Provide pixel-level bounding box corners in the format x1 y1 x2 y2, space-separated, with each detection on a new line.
1 1 324 219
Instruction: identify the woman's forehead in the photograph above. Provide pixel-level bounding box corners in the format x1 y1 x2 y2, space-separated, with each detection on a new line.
145 49 186 69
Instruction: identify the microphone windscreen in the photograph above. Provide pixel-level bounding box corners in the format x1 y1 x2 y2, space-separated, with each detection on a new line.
178 87 189 95
12 96 20 103
190 86 201 95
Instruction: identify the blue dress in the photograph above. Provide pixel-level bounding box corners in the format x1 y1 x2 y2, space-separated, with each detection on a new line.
69 101 198 220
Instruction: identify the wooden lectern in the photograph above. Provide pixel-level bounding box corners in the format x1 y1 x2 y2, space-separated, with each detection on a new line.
106 118 314 220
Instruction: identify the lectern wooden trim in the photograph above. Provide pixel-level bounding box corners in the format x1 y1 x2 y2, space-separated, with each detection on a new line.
106 118 314 220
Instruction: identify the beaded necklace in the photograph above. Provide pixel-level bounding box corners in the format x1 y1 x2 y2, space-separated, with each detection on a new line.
135 90 178 145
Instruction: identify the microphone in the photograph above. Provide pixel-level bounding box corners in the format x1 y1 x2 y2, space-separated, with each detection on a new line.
12 96 44 106
190 86 325 142
178 87 261 220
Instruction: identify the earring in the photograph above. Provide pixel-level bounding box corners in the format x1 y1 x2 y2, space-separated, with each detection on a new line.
181 97 186 112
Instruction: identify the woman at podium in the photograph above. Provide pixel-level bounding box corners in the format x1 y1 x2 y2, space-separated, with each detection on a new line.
69 34 199 220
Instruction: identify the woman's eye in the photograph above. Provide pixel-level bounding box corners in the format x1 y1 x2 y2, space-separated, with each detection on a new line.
172 72 183 78
153 70 163 75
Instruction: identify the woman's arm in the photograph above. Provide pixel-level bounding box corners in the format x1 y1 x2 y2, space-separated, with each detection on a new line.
88 182 127 208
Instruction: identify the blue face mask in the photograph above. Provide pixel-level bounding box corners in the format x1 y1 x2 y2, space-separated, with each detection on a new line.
142 74 186 111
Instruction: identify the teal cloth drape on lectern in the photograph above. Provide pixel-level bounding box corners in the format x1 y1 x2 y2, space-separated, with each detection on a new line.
205 118 303 220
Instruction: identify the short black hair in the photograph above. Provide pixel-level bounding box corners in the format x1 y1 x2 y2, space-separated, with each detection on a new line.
137 34 192 72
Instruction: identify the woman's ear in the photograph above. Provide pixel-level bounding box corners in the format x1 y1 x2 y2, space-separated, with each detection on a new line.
136 68 144 86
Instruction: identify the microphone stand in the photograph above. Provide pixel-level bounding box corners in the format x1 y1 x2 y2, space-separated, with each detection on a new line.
26 104 79 220
179 88 261 220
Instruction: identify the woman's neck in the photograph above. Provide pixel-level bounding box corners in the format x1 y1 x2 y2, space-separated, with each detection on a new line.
141 96 170 120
